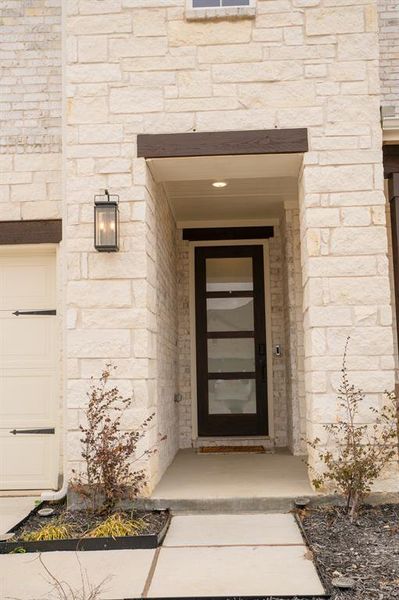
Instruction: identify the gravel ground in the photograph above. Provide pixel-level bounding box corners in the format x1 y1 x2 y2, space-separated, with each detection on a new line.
300 504 399 599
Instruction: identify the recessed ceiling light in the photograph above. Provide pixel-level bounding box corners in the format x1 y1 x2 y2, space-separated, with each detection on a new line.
212 181 227 188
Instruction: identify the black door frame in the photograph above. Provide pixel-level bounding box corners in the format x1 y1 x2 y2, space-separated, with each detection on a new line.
194 244 269 437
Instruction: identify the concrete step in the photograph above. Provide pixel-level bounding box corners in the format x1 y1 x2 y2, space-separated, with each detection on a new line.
135 496 300 513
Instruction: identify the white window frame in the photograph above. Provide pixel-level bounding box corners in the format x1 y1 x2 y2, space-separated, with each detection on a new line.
185 0 256 21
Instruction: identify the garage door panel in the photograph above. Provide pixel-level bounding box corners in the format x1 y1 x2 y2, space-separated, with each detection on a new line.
0 317 57 368
0 371 57 428
0 249 59 491
0 433 58 490
0 256 56 310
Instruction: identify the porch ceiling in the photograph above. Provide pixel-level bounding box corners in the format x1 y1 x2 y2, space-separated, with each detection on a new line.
147 153 301 223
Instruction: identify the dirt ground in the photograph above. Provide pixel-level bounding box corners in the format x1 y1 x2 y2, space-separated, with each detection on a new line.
300 504 399 600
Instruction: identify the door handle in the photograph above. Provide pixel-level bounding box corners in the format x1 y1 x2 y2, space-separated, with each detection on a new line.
12 310 56 316
10 428 55 435
258 344 266 382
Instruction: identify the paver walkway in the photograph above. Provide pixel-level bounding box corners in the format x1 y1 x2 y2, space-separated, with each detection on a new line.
0 511 326 599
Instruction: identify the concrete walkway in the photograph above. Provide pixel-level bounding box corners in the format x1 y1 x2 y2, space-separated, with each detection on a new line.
0 496 38 534
0 513 326 599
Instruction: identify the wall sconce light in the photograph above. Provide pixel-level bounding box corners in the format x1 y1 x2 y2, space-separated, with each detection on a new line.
94 190 120 252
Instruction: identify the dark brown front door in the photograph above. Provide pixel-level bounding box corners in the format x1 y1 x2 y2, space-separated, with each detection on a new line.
195 245 268 437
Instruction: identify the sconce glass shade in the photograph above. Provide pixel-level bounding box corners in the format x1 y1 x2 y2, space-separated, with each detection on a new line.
94 195 119 252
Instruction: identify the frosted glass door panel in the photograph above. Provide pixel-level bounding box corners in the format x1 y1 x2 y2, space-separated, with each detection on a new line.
208 379 256 414
208 338 255 373
206 258 253 292
207 297 254 332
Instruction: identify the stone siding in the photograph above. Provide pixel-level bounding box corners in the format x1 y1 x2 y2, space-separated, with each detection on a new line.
63 0 397 488
0 0 62 220
378 0 399 117
1 0 397 491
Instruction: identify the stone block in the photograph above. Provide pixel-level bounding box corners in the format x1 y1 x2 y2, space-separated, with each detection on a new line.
68 329 131 358
68 280 131 307
21 201 61 220
307 256 377 277
68 14 132 35
256 12 303 28
337 33 379 61
78 36 108 62
329 61 367 82
330 227 387 255
341 207 371 226
327 96 379 123
329 277 391 305
80 0 122 15
68 96 108 124
303 165 374 193
212 61 303 83
306 7 364 35
198 44 262 64
14 153 61 172
132 9 166 36
110 86 164 113
96 158 131 173
88 252 147 279
81 308 148 329
306 306 352 327
109 37 167 58
238 81 315 108
328 191 385 207
11 183 46 202
177 71 212 98
68 63 121 83
326 327 394 356
304 208 340 228
79 124 124 144
168 20 251 46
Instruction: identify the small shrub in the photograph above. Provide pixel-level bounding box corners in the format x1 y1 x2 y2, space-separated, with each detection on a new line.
70 364 155 513
38 553 109 600
22 521 72 542
85 513 144 539
308 338 398 519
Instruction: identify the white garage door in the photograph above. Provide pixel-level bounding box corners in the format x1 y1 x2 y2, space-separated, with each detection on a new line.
0 248 59 490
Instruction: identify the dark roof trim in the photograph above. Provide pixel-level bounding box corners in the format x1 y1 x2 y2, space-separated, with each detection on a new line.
138 128 308 159
183 226 274 242
0 219 62 245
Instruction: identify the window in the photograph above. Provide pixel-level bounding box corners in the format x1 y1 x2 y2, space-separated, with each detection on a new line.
192 0 250 6
186 0 256 19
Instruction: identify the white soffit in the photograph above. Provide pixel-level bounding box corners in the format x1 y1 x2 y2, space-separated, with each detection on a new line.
147 153 303 183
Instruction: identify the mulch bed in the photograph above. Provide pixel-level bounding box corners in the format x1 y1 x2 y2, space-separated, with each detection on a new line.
299 503 399 599
11 501 168 541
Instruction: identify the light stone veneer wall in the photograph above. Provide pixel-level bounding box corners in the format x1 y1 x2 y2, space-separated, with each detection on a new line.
63 0 398 490
0 0 62 220
378 0 399 117
282 202 307 455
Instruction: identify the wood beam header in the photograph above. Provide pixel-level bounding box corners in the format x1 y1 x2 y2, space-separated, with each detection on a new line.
183 226 274 241
137 128 308 159
0 219 62 245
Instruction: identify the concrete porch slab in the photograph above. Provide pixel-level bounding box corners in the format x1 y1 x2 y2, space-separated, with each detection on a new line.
149 450 316 512
0 496 38 534
147 545 326 598
163 513 304 546
0 549 155 600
